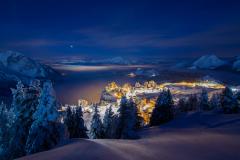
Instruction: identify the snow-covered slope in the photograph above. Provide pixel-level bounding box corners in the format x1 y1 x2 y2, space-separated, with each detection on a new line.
190 55 226 69
19 112 240 160
0 51 58 79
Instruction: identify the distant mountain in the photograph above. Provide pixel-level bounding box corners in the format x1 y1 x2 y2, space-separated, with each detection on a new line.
102 56 130 65
0 71 19 82
190 55 226 69
87 56 132 65
233 56 240 71
0 51 59 82
54 56 134 65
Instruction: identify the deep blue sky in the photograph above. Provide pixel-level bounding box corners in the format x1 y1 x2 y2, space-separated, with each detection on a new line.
0 0 240 58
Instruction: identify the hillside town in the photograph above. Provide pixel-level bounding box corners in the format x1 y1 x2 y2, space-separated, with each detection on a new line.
64 78 238 124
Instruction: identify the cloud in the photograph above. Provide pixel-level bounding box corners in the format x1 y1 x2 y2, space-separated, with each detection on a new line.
7 24 240 54
75 25 240 50
160 25 240 48
75 27 163 49
10 39 65 47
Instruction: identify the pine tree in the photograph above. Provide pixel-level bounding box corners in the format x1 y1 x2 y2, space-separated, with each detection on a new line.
210 94 221 110
132 99 143 130
25 81 63 154
10 80 41 158
64 106 75 138
150 89 174 126
73 107 88 138
103 106 115 138
90 105 104 139
0 104 17 160
117 97 139 139
187 94 198 111
11 81 25 114
178 98 187 112
117 96 128 138
220 87 238 113
199 89 210 111
0 102 8 159
8 81 32 158
0 102 7 136
235 91 240 108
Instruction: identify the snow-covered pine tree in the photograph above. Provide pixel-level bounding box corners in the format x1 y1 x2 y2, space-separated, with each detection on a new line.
210 94 221 110
64 106 75 138
11 81 25 114
8 80 41 158
150 89 174 126
8 81 28 158
73 106 88 138
116 96 128 138
199 89 210 111
0 102 7 135
220 87 238 113
178 98 187 112
0 104 16 160
132 99 143 130
103 106 115 138
129 98 142 131
117 97 139 139
187 94 198 111
0 102 8 159
89 105 104 139
25 81 63 154
235 91 240 108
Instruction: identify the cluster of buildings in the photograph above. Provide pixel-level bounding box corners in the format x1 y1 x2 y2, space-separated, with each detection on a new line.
61 79 240 124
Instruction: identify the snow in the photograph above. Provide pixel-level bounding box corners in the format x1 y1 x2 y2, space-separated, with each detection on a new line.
191 55 226 69
18 112 240 160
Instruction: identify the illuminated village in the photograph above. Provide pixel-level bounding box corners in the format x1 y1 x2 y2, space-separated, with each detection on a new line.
68 78 239 125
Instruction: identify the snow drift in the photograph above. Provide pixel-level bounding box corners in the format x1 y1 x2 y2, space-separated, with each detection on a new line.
18 112 240 160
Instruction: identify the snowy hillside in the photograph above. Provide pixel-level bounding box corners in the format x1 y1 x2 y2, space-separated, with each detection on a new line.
0 51 58 79
190 55 226 69
18 112 240 160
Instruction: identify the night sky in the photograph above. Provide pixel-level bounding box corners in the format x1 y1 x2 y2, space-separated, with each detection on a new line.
0 0 240 58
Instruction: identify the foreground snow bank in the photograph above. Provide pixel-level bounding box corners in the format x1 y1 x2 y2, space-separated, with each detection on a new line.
19 112 240 160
